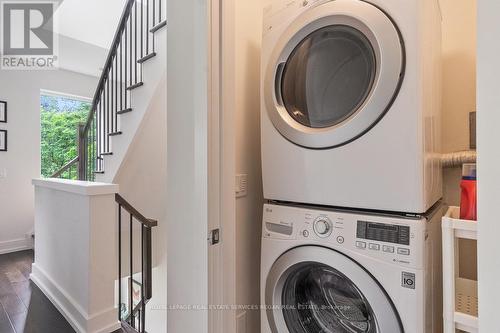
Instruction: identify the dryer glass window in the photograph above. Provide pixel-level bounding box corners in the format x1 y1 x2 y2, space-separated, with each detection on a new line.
281 25 376 128
282 262 377 333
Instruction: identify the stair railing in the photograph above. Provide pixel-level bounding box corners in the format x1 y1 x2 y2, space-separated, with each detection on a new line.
52 0 165 181
116 193 157 332
50 156 79 179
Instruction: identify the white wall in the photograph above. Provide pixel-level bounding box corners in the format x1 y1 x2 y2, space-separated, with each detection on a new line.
58 35 109 77
0 69 97 254
477 0 500 330
234 1 264 332
166 0 209 332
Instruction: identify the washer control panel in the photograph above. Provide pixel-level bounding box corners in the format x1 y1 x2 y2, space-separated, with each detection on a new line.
262 204 425 269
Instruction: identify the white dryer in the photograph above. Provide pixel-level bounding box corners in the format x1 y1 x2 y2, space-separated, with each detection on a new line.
261 0 442 214
261 203 443 333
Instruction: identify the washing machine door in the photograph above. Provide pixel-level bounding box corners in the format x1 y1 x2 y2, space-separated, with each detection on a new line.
264 0 404 148
265 246 403 333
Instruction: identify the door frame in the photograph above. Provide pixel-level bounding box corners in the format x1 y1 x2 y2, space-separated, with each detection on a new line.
208 0 237 332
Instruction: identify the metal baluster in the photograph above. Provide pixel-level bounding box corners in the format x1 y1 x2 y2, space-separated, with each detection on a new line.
158 0 162 23
108 73 111 146
97 101 101 165
152 0 156 28
122 25 128 108
92 118 95 178
129 213 134 328
135 1 138 84
118 204 122 321
115 54 118 131
129 15 133 87
98 101 102 167
120 39 123 112
110 62 113 134
87 131 90 180
141 224 145 331
104 81 110 153
141 0 144 59
146 0 149 55
93 117 96 176
84 133 88 180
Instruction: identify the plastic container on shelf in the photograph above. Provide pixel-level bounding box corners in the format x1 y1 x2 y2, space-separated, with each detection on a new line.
460 163 477 221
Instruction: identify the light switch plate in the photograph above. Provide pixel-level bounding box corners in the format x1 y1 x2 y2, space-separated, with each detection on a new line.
235 174 248 198
0 168 6 179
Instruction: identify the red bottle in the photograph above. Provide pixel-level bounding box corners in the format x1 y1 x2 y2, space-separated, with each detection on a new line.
460 163 477 221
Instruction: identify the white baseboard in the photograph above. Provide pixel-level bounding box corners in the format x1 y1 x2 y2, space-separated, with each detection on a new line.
0 238 33 255
30 264 120 333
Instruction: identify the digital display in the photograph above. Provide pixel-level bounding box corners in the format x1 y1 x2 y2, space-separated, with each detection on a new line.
356 221 410 245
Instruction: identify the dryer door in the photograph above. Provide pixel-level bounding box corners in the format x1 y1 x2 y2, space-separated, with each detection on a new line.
264 0 404 148
265 246 403 333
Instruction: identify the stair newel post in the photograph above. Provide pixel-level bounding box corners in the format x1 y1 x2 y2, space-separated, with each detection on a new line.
77 123 86 180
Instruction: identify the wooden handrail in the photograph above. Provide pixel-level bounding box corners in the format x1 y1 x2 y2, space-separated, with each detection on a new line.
115 194 158 228
50 156 79 178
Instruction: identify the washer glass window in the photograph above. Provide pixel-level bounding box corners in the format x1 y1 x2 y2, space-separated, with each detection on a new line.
282 262 377 333
281 25 377 129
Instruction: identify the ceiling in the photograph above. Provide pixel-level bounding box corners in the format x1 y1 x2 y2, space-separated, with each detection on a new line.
54 0 127 50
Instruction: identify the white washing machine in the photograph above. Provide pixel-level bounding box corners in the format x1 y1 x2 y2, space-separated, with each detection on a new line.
261 0 442 214
261 203 443 333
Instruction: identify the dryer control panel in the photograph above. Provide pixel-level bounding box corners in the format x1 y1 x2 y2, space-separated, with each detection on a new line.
262 203 427 270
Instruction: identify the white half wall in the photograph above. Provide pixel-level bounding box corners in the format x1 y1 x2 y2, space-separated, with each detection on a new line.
477 0 500 330
31 179 119 333
0 69 97 254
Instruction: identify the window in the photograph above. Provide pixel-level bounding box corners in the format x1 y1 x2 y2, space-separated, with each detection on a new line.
40 94 91 178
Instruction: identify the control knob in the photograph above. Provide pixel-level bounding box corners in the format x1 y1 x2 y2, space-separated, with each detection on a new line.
314 218 332 237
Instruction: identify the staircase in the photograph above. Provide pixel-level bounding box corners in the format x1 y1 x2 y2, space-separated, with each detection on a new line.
52 0 167 182
50 1 165 332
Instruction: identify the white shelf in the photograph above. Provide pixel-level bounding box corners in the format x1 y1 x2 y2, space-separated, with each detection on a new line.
442 207 478 333
442 206 477 240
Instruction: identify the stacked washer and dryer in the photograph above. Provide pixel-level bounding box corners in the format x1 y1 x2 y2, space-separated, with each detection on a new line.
259 0 443 332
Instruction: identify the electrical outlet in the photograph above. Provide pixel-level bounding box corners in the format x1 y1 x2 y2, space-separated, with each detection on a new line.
235 174 248 198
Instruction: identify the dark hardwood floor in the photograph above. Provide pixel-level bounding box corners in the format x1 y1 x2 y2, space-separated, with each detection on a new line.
0 250 124 333
0 251 75 333
0 250 75 333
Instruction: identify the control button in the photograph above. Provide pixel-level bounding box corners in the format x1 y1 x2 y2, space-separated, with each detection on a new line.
302 230 309 238
397 248 410 256
356 241 366 249
313 217 333 238
383 245 395 253
336 236 345 244
368 243 380 251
